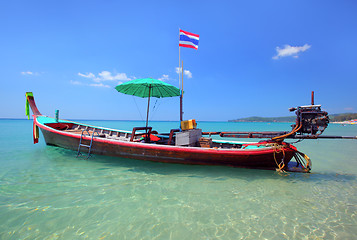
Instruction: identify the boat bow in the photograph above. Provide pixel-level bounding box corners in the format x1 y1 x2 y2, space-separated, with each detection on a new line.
26 92 42 118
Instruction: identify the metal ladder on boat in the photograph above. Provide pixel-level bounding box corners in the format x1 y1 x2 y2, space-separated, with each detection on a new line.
77 129 99 158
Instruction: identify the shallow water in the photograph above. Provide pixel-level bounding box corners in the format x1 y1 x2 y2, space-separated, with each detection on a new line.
0 120 356 239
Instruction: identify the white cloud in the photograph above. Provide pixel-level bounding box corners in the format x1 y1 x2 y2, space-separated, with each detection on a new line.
97 71 113 81
21 71 41 76
272 44 311 59
176 67 192 78
98 71 131 81
78 71 131 83
70 79 110 88
184 70 192 78
70 80 83 85
344 107 354 111
21 71 33 75
89 83 111 88
78 72 95 79
158 74 170 81
77 70 173 87
175 67 181 74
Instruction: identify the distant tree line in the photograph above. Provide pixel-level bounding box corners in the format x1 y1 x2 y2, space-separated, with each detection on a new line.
229 113 357 122
330 113 357 122
228 116 295 122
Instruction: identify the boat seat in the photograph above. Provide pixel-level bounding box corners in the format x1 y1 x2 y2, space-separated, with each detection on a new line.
199 137 212 148
65 130 86 134
65 129 105 137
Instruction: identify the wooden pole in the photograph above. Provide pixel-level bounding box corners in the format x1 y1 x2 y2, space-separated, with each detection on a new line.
181 60 184 92
178 37 181 89
180 60 183 122
311 91 315 105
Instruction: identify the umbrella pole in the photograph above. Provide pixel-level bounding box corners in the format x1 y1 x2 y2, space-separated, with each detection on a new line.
145 86 151 140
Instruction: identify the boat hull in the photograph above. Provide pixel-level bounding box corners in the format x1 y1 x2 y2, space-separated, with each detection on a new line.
37 120 296 170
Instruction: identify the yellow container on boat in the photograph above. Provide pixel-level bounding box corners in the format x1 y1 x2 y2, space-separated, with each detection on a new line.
181 119 197 130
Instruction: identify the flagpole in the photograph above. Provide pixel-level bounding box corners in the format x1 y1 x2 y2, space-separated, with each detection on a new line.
179 29 183 123
180 60 183 122
180 60 184 122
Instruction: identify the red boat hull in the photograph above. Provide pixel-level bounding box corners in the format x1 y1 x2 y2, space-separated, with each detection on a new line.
27 93 298 170
36 118 296 169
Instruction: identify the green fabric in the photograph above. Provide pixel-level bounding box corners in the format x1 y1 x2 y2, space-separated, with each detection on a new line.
25 92 33 120
115 78 180 98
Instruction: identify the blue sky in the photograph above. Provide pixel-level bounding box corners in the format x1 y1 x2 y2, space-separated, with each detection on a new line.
1 0 356 121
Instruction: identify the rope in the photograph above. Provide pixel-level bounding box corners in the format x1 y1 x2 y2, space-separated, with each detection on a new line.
271 142 312 172
132 96 144 121
150 99 161 121
152 99 158 111
271 143 286 172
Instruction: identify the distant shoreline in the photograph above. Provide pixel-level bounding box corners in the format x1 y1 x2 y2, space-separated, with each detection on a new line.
228 116 295 123
229 113 357 123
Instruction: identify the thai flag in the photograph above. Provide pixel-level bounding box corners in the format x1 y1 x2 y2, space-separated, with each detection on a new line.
179 29 199 50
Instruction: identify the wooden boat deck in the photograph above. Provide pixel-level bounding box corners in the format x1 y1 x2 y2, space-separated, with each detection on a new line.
38 119 278 151
63 126 134 142
58 124 248 149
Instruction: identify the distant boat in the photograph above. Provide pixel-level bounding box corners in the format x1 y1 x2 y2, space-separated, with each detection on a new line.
26 92 309 172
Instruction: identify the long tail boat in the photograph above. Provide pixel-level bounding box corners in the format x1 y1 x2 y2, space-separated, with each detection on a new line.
25 91 355 173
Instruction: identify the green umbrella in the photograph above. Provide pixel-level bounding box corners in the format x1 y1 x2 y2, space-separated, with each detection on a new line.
115 78 181 130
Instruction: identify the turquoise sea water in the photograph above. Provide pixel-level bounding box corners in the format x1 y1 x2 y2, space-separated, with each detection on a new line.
0 119 356 239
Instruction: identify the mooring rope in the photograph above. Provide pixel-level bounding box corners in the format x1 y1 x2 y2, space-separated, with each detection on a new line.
271 143 286 172
270 142 312 172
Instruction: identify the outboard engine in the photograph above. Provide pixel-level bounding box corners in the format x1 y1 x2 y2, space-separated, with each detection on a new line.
289 105 329 136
